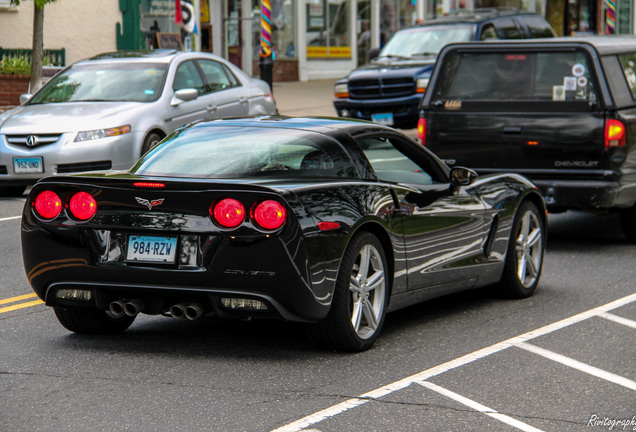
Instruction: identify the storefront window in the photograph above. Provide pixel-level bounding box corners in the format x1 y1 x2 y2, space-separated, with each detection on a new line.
381 0 416 41
616 0 633 34
252 0 297 60
306 0 351 59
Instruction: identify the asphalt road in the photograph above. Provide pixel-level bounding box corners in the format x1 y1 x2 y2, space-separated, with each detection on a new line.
1 195 635 432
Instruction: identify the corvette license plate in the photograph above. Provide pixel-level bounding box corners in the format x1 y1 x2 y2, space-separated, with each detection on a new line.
371 113 394 126
126 235 178 264
14 157 44 174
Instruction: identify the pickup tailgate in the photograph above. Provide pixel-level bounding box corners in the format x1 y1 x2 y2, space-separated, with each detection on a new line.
423 48 609 176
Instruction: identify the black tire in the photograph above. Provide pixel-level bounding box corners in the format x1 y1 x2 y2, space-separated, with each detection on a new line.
141 131 163 155
620 204 636 243
0 186 26 197
496 201 545 299
310 232 389 352
54 307 135 334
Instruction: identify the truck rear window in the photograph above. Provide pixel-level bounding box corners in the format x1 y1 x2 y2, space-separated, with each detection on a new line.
433 51 597 103
618 53 636 100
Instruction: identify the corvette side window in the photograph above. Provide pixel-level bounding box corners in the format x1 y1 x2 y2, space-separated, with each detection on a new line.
357 136 435 185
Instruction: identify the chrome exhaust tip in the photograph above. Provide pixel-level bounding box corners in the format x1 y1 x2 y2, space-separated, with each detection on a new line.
184 303 205 320
124 299 145 316
109 300 126 317
170 303 187 319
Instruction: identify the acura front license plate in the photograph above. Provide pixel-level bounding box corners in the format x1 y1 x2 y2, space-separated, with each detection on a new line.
13 157 44 174
126 235 178 264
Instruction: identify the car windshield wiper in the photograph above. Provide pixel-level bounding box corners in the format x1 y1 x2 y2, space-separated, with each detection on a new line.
410 52 438 57
378 54 410 60
72 99 119 102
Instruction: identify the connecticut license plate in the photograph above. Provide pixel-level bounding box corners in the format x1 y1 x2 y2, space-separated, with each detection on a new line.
125 235 178 264
13 157 44 174
371 113 394 126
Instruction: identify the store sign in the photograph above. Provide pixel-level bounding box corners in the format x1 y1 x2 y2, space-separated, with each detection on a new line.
307 46 351 58
148 0 174 16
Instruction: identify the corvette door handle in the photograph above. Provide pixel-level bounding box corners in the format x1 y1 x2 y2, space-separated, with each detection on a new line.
503 126 522 134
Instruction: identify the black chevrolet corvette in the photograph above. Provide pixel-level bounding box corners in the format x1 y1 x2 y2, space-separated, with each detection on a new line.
22 116 546 351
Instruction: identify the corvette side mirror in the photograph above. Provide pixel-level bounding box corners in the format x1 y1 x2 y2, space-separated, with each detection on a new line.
450 166 478 187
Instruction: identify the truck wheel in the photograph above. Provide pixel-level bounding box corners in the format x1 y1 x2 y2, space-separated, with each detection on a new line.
54 307 135 334
620 205 636 243
497 201 545 298
310 232 389 351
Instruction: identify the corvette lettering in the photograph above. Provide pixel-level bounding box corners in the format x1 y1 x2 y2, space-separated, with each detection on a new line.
135 197 165 210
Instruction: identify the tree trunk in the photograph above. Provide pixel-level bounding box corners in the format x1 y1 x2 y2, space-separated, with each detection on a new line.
29 3 44 93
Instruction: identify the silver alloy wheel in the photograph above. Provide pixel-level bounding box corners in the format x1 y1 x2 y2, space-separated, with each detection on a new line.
349 244 386 339
515 209 543 288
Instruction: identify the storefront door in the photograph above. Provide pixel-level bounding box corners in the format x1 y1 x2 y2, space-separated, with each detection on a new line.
225 0 243 68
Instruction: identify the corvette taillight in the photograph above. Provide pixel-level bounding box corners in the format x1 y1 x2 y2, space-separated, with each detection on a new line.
34 190 62 219
252 200 286 230
605 119 626 148
68 191 97 221
211 198 245 228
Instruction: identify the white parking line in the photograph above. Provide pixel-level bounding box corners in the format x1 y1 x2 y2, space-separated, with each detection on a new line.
516 342 636 391
0 216 21 222
418 381 545 432
599 312 636 329
269 293 636 432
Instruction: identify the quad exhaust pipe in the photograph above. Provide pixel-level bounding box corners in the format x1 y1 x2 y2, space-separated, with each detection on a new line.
170 303 205 320
109 299 205 320
109 299 145 317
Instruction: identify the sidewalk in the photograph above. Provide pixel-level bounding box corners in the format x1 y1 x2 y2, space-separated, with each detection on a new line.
272 79 338 117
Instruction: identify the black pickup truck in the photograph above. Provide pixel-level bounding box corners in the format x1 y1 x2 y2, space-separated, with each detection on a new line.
333 10 555 129
418 37 636 242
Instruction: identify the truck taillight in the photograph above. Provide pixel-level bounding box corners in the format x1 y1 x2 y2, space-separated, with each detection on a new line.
417 118 427 145
605 119 626 148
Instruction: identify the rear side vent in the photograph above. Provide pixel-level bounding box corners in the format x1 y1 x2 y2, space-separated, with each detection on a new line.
57 161 112 174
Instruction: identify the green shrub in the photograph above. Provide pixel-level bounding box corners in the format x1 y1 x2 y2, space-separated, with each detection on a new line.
0 55 54 75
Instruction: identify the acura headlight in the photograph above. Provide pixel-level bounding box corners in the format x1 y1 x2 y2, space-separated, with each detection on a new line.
75 125 131 142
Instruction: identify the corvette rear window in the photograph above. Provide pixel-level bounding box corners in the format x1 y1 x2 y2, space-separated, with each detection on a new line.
433 51 597 103
132 126 360 179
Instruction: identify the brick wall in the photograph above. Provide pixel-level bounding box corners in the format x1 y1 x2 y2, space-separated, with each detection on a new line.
0 75 29 110
252 59 299 83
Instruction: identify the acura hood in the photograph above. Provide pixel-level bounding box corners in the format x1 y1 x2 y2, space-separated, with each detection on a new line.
0 102 149 134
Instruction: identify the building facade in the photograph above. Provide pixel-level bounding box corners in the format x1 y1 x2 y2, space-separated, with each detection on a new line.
1 0 635 82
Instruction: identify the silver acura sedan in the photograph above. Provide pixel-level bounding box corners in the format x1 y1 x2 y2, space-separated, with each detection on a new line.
0 50 277 196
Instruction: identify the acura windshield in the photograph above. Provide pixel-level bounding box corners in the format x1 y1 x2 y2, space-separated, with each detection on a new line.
29 63 168 104
378 24 475 59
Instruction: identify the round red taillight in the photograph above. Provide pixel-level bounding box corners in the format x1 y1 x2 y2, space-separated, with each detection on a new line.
68 191 97 221
34 190 62 219
253 200 286 230
211 198 245 228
